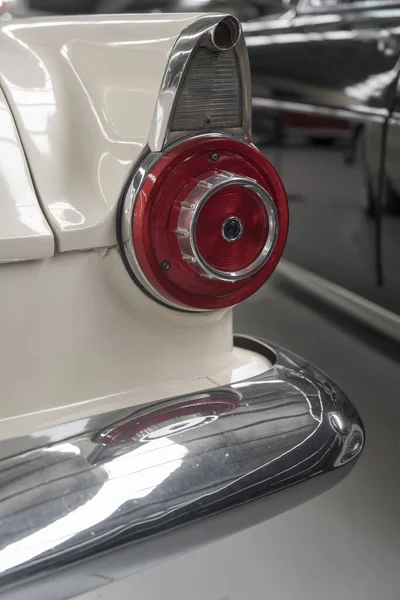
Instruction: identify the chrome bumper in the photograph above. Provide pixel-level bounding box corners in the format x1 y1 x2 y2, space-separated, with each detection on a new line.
0 336 364 597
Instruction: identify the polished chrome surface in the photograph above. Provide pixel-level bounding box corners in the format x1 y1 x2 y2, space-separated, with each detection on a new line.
204 15 240 52
118 145 197 312
148 14 251 152
176 170 278 281
330 411 351 436
0 336 364 588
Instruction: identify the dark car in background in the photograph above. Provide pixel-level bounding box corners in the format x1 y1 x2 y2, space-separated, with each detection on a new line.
27 0 291 20
244 0 400 333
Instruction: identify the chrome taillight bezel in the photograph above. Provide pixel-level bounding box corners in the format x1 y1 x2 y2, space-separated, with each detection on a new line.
176 171 278 282
118 16 287 312
118 134 288 313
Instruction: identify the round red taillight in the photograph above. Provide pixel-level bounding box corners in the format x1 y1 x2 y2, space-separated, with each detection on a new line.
119 135 288 311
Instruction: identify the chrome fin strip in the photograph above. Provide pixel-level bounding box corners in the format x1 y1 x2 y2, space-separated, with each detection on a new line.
148 14 251 152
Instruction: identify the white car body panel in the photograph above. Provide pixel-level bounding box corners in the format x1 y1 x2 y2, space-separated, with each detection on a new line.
0 14 201 252
0 13 274 438
0 86 54 261
0 248 271 440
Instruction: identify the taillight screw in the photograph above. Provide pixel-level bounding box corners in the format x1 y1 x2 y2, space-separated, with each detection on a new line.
204 117 212 127
161 260 170 271
213 53 220 62
210 152 219 163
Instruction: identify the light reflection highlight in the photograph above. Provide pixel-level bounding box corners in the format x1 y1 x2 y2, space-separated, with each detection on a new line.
0 437 187 574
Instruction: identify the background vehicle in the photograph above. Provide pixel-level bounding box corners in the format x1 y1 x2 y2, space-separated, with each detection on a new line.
244 0 400 325
26 0 291 20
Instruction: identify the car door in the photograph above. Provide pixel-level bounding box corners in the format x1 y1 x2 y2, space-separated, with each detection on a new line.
245 0 400 312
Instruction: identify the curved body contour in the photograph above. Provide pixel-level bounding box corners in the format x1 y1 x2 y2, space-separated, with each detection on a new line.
0 14 270 437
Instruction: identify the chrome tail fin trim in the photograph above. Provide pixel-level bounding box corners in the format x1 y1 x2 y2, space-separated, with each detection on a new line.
148 14 251 152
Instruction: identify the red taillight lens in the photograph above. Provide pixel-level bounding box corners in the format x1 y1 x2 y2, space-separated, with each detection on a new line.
120 135 288 311
195 183 270 274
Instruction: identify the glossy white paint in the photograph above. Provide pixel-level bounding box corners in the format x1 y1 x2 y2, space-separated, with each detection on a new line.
0 250 271 441
0 14 201 252
0 14 273 442
210 346 271 386
0 86 53 261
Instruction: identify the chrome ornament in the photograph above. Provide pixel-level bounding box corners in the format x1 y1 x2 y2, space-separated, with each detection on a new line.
176 170 278 281
148 14 251 152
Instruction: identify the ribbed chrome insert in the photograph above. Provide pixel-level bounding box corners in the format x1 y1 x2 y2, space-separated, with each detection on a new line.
170 48 242 132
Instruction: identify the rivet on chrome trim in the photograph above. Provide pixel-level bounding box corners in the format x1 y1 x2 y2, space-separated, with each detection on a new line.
330 412 352 436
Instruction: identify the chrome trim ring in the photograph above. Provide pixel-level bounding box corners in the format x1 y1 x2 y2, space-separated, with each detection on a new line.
119 133 274 312
118 149 190 310
177 171 279 282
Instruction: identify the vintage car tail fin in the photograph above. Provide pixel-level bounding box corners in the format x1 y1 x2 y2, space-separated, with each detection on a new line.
148 15 250 151
119 15 289 312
